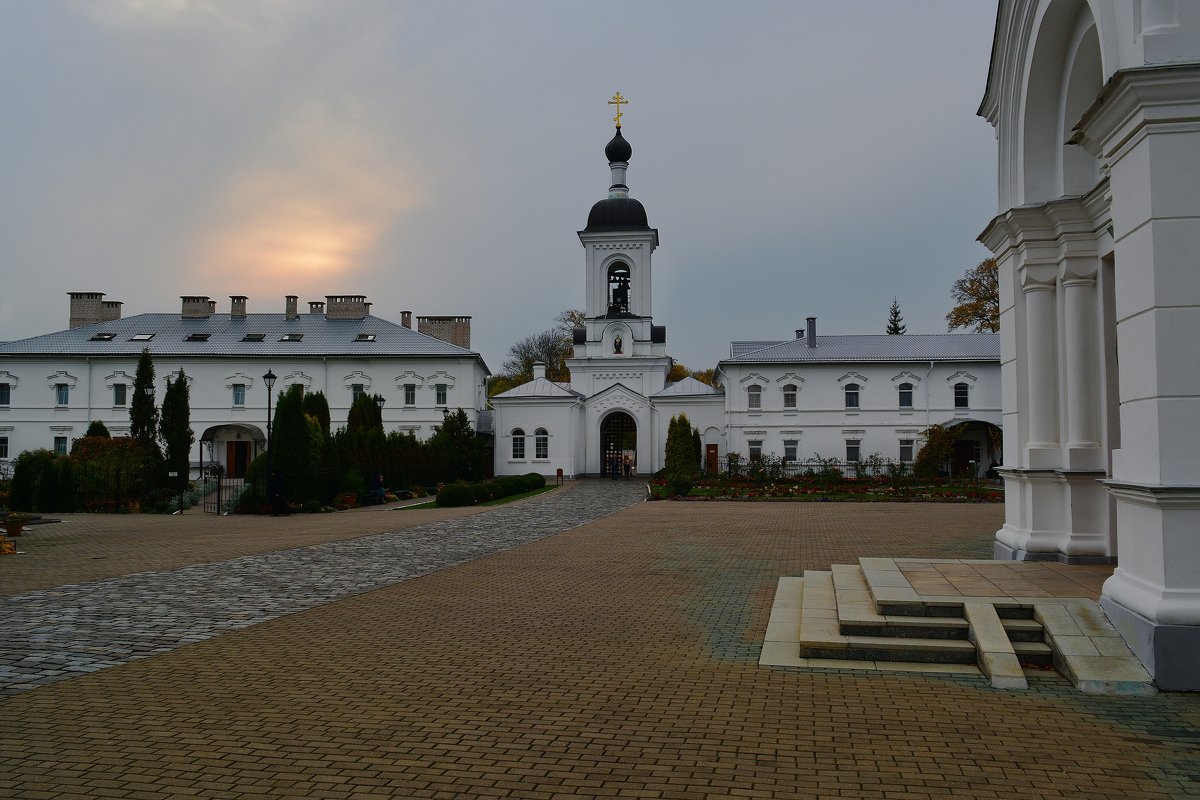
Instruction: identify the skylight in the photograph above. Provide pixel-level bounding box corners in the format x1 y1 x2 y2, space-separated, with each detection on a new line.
89 333 116 341
280 333 303 342
241 333 265 342
355 333 376 342
185 333 211 342
129 333 155 341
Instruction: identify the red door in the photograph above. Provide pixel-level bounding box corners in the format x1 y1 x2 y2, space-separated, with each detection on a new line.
706 444 719 474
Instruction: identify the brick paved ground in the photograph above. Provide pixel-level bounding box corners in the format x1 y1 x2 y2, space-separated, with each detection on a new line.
2 493 1199 799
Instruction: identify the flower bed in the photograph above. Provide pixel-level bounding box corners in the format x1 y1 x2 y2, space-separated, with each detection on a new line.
647 475 1002 503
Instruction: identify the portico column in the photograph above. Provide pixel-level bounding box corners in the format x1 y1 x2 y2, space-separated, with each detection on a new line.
1022 274 1058 454
1061 273 1100 450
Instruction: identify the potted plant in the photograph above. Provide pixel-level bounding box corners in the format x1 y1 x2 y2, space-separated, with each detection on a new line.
2 512 33 537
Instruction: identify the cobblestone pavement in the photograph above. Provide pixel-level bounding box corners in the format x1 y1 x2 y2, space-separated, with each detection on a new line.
0 481 641 696
3 499 1199 799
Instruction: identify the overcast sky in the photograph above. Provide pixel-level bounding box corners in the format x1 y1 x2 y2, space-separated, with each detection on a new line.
0 0 1000 373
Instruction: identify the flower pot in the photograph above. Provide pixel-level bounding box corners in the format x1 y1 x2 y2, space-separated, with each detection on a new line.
3 522 24 537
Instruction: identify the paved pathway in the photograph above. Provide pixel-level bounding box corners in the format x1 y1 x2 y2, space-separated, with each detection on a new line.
0 480 644 696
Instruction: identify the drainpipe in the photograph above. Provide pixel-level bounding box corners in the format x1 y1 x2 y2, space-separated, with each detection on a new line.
86 357 93 433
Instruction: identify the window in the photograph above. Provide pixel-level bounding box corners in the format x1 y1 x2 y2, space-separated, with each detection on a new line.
783 439 798 462
185 333 210 342
404 383 416 405
535 428 549 459
954 382 970 409
846 439 861 463
0 383 9 406
89 333 115 341
747 385 762 410
898 382 913 409
355 333 376 342
113 384 127 407
352 384 365 402
54 436 68 455
241 333 265 342
0 436 8 459
512 428 526 460
280 333 303 342
129 333 155 341
899 439 915 463
232 384 246 406
844 383 860 409
782 384 797 409
55 383 69 406
436 384 447 406
748 440 763 461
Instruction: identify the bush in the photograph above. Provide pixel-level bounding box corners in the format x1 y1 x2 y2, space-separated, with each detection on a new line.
667 472 694 498
524 472 546 489
436 483 477 507
470 483 491 503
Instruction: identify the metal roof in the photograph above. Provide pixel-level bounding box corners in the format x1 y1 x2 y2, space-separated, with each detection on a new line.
0 313 486 366
725 333 999 363
492 378 581 399
651 376 724 397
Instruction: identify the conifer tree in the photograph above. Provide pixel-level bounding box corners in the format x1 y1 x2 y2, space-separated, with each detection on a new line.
302 390 331 442
85 420 111 438
160 371 194 481
886 298 907 335
129 348 159 454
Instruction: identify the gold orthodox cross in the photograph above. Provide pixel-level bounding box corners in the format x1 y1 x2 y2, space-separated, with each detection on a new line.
608 92 627 128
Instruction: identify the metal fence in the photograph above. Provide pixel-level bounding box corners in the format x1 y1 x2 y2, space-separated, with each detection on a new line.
716 455 983 481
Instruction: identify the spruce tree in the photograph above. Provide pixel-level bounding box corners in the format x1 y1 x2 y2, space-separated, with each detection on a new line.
302 390 331 442
85 420 111 438
160 371 194 483
129 348 159 451
886 298 907 335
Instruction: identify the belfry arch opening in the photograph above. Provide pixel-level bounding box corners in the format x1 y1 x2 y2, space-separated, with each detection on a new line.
607 263 631 316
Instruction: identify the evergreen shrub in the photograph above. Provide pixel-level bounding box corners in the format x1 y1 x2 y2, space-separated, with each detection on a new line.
470 483 491 503
436 483 476 507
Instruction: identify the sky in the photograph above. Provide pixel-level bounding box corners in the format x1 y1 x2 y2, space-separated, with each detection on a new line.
0 0 1001 374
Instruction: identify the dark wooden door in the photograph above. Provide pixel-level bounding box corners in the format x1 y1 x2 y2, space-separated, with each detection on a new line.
227 441 250 478
706 444 719 474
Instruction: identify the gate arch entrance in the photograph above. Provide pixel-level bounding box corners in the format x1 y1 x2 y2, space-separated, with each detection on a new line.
600 411 636 477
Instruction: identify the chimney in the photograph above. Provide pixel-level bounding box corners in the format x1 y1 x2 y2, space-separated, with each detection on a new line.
806 317 817 348
795 329 803 339
181 295 212 318
417 315 471 349
325 295 369 320
68 291 106 329
285 295 299 320
208 299 217 315
308 301 325 315
101 301 122 323
532 362 546 380
230 296 247 318
400 311 412 329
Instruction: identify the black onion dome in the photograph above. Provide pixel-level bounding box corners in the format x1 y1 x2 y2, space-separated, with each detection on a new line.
604 127 632 162
585 197 650 231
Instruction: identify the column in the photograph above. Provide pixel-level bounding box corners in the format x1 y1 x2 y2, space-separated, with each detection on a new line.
1062 274 1100 449
1023 279 1058 451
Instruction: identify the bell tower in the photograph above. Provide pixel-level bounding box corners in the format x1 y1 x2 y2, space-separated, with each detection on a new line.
568 94 671 397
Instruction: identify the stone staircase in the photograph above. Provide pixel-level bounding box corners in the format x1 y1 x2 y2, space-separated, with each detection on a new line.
760 558 1155 695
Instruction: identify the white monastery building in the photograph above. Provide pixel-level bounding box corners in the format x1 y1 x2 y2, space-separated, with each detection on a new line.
492 119 1001 481
0 293 489 477
979 0 1200 688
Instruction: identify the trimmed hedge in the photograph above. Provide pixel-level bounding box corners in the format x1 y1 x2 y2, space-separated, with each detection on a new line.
524 472 546 489
436 483 477 507
469 483 492 504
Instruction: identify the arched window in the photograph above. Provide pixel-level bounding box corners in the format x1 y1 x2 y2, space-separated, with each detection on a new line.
844 383 860 409
747 385 762 410
954 382 970 409
898 382 913 409
511 428 526 460
607 263 631 315
534 427 549 459
782 384 797 409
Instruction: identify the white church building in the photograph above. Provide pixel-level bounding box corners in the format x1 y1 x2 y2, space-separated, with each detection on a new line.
492 122 1002 479
979 0 1200 688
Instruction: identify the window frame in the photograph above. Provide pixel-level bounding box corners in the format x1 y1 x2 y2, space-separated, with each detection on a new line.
844 383 860 409
899 439 915 463
54 436 68 456
748 439 763 461
113 384 127 407
846 439 862 463
232 383 246 407
747 385 762 410
534 427 549 460
954 382 970 409
0 382 9 406
0 436 8 459
511 428 526 460
782 384 797 410
435 383 448 406
55 383 69 406
783 439 798 462
352 383 365 403
404 383 416 406
898 382 914 409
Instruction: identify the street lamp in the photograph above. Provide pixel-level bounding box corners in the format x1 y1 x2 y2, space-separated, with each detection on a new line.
375 394 386 426
263 369 277 509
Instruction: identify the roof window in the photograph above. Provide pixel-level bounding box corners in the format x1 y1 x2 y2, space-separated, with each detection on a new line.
89 333 116 341
185 333 211 342
280 333 304 342
355 333 376 342
241 333 265 342
129 333 155 341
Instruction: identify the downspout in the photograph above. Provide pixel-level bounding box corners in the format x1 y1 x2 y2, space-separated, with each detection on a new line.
86 357 93 432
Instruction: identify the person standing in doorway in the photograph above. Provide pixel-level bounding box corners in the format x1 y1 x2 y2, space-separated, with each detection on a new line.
623 453 632 480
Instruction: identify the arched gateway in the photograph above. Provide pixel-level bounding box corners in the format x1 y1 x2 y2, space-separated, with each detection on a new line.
600 411 636 476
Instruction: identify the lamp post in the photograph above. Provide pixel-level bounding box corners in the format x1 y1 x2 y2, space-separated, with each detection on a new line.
142 383 154 495
263 369 277 509
375 394 386 427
